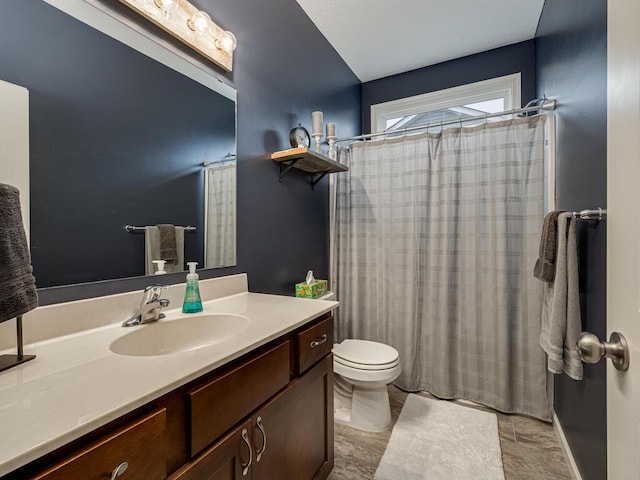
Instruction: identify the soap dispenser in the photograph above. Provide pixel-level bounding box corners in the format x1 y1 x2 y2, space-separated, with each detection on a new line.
152 260 167 275
182 262 203 313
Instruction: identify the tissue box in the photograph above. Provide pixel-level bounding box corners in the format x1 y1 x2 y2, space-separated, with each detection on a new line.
295 279 328 299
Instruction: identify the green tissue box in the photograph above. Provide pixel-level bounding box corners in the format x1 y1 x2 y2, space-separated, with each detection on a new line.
295 279 328 299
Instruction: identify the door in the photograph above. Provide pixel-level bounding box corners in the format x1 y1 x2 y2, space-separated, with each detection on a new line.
607 0 640 478
168 420 253 480
252 355 333 480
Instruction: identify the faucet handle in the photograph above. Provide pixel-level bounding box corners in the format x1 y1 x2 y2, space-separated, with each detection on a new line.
143 285 165 302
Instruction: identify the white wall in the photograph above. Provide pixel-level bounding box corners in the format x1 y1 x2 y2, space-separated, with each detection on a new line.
0 79 29 240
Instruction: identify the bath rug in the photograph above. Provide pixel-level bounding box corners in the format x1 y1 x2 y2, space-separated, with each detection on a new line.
374 394 505 480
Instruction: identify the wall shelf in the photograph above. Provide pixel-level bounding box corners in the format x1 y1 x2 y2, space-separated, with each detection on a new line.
271 147 348 190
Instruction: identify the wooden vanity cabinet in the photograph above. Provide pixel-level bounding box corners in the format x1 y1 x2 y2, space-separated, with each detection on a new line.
9 313 333 480
168 420 253 480
31 408 167 480
252 355 333 480
188 341 291 458
171 355 332 480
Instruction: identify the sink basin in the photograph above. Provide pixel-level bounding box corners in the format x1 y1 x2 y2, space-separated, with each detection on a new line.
110 313 250 356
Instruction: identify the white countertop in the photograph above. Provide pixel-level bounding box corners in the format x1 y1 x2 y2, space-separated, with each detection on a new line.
0 283 337 476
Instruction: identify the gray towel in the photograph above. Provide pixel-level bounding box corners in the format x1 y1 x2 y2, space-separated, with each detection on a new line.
145 226 185 275
0 184 38 323
539 212 583 380
533 210 565 282
157 224 178 261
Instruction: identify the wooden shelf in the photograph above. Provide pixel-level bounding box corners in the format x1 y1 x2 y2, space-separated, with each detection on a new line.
271 147 348 189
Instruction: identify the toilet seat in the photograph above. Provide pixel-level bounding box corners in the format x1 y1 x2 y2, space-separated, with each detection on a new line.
334 355 399 371
333 339 399 368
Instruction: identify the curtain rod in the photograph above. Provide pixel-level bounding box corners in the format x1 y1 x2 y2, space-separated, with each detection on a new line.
335 99 557 143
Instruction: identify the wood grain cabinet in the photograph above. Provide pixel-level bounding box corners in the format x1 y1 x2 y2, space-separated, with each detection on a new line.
168 420 253 480
32 408 167 480
8 313 334 480
252 355 333 480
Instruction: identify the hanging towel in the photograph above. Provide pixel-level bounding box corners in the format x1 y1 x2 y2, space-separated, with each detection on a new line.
539 212 583 380
157 224 178 261
533 210 566 282
0 184 38 323
145 226 185 275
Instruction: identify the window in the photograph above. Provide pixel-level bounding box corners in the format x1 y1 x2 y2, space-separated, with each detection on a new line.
371 73 521 135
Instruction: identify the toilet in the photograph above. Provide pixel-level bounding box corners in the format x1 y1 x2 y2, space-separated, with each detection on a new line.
318 292 401 432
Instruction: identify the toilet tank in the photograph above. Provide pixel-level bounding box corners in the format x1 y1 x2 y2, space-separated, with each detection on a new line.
317 291 336 301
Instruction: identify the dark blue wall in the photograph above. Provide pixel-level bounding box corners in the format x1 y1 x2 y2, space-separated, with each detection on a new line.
536 1 608 479
361 40 537 132
0 0 360 302
208 0 360 295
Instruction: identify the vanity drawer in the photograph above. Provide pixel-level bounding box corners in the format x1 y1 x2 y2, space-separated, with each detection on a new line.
188 340 290 457
297 315 333 374
33 408 166 480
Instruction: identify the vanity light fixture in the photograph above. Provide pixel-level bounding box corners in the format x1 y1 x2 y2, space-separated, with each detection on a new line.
119 0 236 71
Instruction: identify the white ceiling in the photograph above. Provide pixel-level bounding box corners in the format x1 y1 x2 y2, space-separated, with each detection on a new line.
295 0 545 83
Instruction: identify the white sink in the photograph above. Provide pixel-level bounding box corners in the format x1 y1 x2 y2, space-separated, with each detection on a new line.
110 313 250 356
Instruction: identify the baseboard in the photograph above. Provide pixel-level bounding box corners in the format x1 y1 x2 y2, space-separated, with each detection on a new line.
553 411 583 480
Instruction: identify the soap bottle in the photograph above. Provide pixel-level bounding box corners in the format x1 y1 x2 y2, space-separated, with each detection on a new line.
152 260 167 275
182 262 203 313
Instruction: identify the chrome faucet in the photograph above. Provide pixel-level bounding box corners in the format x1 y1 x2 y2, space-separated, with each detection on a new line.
122 285 171 327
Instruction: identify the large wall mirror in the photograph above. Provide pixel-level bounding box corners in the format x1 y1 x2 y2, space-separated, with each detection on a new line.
0 0 237 289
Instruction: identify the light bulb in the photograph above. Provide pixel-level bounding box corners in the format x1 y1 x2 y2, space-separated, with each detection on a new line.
153 0 178 17
215 31 237 51
188 10 211 32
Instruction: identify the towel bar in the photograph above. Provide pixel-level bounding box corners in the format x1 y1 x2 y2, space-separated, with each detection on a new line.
124 225 197 233
570 208 606 221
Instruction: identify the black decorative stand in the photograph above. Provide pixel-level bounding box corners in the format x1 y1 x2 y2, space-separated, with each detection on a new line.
0 316 35 373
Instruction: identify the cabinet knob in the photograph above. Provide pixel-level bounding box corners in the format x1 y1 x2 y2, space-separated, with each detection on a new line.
255 416 267 462
241 428 252 476
110 462 128 480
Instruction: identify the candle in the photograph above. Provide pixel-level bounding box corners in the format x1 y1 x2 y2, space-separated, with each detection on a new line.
312 111 324 135
326 122 336 138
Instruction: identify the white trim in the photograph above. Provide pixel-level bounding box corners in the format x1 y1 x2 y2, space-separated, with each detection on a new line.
41 0 236 101
0 80 29 242
553 411 584 480
545 114 557 213
371 73 521 133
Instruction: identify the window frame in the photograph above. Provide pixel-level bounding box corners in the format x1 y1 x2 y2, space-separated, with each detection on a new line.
370 73 521 133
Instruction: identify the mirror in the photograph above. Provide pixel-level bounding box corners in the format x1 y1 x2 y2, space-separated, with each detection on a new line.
0 1 236 288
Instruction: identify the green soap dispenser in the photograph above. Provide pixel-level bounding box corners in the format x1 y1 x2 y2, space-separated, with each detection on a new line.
182 262 203 313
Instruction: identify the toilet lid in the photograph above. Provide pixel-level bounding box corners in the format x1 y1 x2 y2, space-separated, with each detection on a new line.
332 339 399 366
334 355 400 371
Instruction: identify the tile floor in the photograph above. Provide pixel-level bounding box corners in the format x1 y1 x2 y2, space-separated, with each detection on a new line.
328 386 572 480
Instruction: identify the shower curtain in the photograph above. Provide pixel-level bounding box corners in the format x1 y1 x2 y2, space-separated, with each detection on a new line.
332 116 549 420
205 164 236 268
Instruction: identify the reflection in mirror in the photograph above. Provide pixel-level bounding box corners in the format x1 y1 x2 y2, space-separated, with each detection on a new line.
204 154 237 268
0 1 237 289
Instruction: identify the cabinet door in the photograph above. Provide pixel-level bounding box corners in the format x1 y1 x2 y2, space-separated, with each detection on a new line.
252 355 333 480
189 340 291 457
169 419 253 480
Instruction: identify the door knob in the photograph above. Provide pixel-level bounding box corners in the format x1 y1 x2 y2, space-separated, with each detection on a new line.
577 331 630 371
